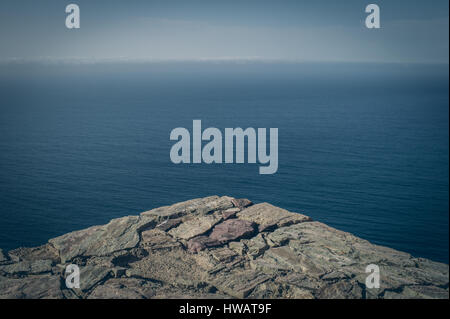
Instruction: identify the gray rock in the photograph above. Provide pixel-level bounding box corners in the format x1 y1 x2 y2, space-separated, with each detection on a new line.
0 249 6 263
209 269 271 298
76 265 112 292
222 207 241 220
210 247 242 265
88 278 160 299
169 214 223 240
8 244 60 263
231 198 253 208
140 229 181 251
237 203 311 232
187 236 217 253
0 259 53 275
0 275 63 299
228 241 246 256
383 285 449 299
249 279 315 298
246 233 269 259
49 215 157 263
317 280 363 299
141 196 234 220
125 249 207 288
1 196 448 299
156 218 182 231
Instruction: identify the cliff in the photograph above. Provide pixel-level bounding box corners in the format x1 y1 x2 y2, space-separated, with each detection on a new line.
0 196 448 299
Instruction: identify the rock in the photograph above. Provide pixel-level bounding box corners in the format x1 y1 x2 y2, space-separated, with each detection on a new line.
191 252 219 271
49 215 157 263
266 225 303 247
8 244 60 263
187 236 218 253
383 285 449 299
317 280 363 299
211 247 241 265
0 249 6 263
2 196 448 299
209 219 256 243
169 214 223 240
0 259 53 275
152 291 231 299
237 203 311 232
222 208 241 220
232 198 253 208
274 272 322 291
228 241 246 256
250 246 327 277
86 256 114 269
156 218 182 231
110 249 148 268
88 278 160 299
140 229 181 251
125 249 206 288
0 275 63 299
112 267 127 278
209 269 271 298
249 279 315 298
142 196 234 220
246 233 269 259
61 288 79 299
185 219 256 252
76 265 112 292
268 246 326 275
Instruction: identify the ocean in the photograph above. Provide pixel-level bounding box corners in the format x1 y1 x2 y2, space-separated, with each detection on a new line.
0 62 448 263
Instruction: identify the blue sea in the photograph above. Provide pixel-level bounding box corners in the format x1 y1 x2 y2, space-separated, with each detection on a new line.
0 62 448 263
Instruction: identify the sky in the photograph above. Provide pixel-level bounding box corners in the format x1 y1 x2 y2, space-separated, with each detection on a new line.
0 0 448 63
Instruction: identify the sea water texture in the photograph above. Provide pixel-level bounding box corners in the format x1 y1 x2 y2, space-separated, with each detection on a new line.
0 62 448 263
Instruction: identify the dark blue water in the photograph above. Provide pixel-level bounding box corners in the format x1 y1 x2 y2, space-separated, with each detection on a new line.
0 62 448 263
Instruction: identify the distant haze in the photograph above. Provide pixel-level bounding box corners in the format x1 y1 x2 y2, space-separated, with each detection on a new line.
0 0 448 64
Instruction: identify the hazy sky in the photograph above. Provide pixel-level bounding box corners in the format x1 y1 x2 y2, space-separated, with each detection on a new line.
0 0 448 63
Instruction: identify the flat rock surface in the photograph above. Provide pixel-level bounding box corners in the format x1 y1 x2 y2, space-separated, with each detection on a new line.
0 196 448 299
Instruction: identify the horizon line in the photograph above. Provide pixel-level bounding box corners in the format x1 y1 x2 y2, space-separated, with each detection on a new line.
1 56 448 66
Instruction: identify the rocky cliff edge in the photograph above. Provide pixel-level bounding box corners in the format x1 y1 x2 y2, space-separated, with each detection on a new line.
0 196 448 299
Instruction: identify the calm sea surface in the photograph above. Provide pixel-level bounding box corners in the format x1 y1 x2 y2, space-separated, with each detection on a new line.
0 63 448 263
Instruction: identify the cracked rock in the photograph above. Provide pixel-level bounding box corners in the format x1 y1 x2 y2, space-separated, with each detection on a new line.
0 249 7 263
0 196 447 299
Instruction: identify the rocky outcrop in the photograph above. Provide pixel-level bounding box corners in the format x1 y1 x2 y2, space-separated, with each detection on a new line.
0 249 6 263
0 196 448 299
